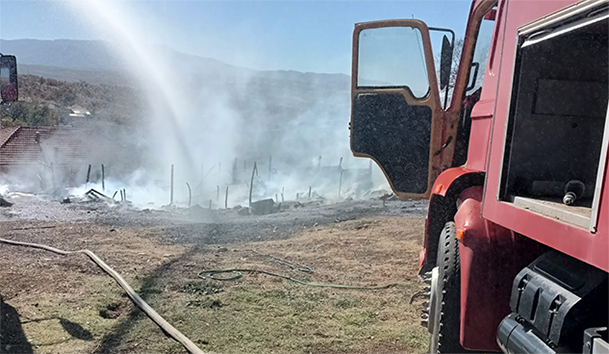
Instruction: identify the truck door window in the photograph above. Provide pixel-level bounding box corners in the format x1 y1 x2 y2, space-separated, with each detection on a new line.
466 7 497 96
357 26 430 98
0 68 8 82
451 5 497 167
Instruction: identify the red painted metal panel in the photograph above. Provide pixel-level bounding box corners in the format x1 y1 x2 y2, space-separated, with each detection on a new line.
419 168 471 271
481 0 608 272
418 247 426 270
463 0 507 172
430 166 478 197
456 186 544 350
466 110 492 171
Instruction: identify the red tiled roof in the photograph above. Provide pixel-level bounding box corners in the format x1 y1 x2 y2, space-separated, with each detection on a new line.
0 126 118 166
0 127 19 148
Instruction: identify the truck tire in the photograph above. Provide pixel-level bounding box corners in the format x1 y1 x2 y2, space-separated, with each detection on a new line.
428 221 469 353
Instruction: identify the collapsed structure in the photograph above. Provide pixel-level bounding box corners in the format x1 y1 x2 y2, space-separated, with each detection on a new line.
0 126 122 193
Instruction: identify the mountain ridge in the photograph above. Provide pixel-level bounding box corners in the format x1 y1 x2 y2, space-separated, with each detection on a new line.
1 38 350 86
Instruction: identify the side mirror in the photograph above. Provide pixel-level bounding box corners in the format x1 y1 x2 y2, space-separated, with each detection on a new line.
0 55 18 103
439 35 453 90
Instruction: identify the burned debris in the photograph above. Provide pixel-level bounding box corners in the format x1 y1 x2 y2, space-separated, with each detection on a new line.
0 196 12 207
0 125 391 216
250 198 274 215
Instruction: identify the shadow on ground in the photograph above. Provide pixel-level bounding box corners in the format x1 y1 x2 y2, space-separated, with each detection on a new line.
93 247 199 354
0 296 33 354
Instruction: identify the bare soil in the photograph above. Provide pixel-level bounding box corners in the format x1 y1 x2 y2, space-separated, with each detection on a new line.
0 194 429 354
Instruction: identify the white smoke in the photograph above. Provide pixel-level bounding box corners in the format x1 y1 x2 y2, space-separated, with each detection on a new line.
4 0 392 208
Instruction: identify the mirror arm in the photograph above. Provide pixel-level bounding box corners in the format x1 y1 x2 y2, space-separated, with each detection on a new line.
428 27 455 48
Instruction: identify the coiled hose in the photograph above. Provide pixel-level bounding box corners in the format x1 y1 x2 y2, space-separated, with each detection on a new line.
0 237 205 354
199 250 413 290
198 268 410 289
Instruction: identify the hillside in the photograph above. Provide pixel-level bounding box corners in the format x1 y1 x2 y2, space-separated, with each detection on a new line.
0 39 349 89
1 75 142 128
18 64 132 87
1 38 353 166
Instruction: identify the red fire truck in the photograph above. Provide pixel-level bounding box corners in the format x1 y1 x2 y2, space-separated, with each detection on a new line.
350 0 608 353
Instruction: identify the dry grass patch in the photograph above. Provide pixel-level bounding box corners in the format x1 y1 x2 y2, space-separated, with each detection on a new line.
106 217 428 354
1 216 429 354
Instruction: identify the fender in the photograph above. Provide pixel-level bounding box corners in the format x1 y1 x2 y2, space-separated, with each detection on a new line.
418 166 484 274
454 186 544 350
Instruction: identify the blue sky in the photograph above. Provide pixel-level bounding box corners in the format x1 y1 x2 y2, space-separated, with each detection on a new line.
0 1 472 74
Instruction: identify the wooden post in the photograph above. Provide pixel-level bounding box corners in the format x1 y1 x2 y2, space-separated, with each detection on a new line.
338 169 345 198
296 193 299 199
268 156 272 180
309 186 312 198
112 191 118 200
50 162 56 190
170 164 174 205
281 187 285 202
186 182 192 207
123 188 127 201
225 186 229 209
120 189 124 202
339 157 343 168
248 162 258 208
209 199 212 209
200 163 204 204
101 164 105 191
86 164 91 183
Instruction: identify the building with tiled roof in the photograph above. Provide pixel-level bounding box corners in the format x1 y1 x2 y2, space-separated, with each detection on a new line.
0 126 126 190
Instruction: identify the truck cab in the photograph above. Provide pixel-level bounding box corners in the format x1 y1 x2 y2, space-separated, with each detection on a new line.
350 0 608 352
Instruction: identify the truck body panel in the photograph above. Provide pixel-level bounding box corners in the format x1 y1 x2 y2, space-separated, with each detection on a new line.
481 0 609 272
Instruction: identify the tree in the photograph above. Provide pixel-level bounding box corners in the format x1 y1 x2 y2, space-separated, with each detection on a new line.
0 101 60 127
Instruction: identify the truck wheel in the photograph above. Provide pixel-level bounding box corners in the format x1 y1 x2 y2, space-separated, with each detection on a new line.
425 221 469 353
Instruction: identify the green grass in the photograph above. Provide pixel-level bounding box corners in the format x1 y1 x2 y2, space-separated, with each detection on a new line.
14 276 129 354
10 235 428 353
106 279 429 354
12 270 428 354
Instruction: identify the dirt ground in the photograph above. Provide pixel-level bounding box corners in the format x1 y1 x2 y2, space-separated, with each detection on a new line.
0 195 429 354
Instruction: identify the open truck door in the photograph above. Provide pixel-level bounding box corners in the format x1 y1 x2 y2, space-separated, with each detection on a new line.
0 55 18 103
351 20 445 198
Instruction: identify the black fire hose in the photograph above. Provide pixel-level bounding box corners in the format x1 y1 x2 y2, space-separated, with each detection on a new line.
198 268 412 290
